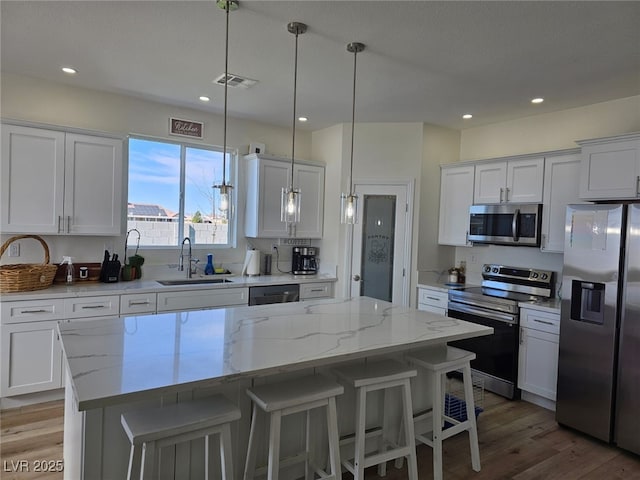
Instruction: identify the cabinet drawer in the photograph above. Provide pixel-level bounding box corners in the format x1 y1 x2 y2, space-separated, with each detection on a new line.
520 308 559 335
418 288 448 308
64 296 120 319
157 287 248 312
299 282 333 300
1 299 66 324
120 293 157 315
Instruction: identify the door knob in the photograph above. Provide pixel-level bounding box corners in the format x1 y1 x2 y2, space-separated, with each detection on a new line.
353 274 361 281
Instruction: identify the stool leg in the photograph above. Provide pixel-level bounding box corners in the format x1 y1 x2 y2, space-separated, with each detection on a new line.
401 380 419 480
267 410 282 480
463 365 481 472
127 443 142 480
243 403 260 480
326 397 341 480
432 372 444 480
353 387 367 480
305 409 312 480
140 441 156 480
378 387 392 476
220 424 235 480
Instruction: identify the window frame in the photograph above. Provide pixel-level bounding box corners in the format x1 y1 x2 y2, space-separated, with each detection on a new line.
126 134 238 250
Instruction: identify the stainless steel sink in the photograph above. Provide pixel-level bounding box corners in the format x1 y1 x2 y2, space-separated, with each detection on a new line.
156 278 233 286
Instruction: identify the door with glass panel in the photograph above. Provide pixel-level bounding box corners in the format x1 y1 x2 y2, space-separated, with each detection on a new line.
350 183 410 305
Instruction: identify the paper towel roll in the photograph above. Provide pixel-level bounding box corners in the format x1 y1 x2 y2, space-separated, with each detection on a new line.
242 250 261 276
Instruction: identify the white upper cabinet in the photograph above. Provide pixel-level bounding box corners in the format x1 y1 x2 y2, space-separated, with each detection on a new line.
438 164 474 246
474 157 544 204
540 153 581 253
1 124 123 235
578 133 640 200
244 153 325 238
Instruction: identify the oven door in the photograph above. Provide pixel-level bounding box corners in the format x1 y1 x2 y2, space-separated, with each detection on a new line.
448 301 520 399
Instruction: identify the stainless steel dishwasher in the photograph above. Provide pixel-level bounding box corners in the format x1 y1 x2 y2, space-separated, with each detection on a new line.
248 284 300 306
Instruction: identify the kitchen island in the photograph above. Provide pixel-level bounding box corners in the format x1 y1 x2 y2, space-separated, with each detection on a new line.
59 296 492 479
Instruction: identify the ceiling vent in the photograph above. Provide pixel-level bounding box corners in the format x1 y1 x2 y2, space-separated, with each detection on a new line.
213 73 257 89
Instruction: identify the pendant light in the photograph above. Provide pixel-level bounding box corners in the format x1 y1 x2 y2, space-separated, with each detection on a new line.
213 0 238 218
281 22 307 228
341 42 365 224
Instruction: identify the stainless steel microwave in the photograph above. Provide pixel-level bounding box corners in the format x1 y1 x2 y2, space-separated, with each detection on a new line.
468 204 542 246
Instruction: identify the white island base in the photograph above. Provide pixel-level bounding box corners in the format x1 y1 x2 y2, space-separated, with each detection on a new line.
60 297 492 479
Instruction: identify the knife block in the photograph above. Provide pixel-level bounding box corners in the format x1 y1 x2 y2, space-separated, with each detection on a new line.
100 260 121 283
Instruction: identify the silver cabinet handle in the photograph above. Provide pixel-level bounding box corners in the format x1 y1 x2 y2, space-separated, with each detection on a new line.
541 233 546 250
505 187 510 202
129 301 151 306
67 215 71 234
636 176 639 196
499 187 504 203
520 327 525 345
533 318 555 326
425 296 441 301
58 216 63 234
309 288 325 293
353 274 361 281
81 305 107 309
20 309 49 314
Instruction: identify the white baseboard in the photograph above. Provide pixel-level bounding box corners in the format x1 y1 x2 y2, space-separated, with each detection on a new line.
0 388 64 410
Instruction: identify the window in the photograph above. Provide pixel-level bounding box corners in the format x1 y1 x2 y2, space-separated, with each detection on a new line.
127 137 236 247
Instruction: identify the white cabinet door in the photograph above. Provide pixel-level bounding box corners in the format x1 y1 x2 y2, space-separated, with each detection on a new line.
64 134 123 235
579 136 640 200
0 124 123 235
506 157 544 203
1 125 65 233
541 153 581 253
518 308 559 401
292 163 325 239
1 320 63 396
417 287 448 315
438 165 474 246
474 157 544 204
245 153 325 238
474 161 506 204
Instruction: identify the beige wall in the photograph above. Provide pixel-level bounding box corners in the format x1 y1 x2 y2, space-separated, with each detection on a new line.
1 73 312 269
460 95 640 161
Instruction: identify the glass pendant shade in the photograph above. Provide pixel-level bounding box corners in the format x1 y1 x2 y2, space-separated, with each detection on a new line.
340 192 358 224
216 183 232 217
281 187 301 224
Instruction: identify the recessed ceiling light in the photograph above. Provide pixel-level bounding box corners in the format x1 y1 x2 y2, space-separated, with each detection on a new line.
531 97 544 104
199 96 210 102
462 114 473 119
298 117 308 122
61 67 77 74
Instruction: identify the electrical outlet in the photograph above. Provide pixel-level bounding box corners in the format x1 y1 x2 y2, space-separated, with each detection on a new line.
470 254 478 264
272 243 278 251
8 242 20 257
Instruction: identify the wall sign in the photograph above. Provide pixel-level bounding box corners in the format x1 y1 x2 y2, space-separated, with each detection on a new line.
169 117 204 139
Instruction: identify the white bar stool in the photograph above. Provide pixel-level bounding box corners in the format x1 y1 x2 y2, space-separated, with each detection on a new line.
405 345 481 480
332 359 419 480
243 374 344 480
120 395 241 480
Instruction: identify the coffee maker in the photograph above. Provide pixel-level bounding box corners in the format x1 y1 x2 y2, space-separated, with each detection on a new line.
292 247 318 275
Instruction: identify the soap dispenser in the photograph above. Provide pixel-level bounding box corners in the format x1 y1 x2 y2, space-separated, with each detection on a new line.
61 256 74 284
204 254 214 275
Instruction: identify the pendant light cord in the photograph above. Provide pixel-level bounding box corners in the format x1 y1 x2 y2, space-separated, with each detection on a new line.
349 47 358 196
221 0 230 187
290 28 300 188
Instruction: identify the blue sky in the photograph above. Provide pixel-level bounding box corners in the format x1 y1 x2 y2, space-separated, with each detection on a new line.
128 138 227 216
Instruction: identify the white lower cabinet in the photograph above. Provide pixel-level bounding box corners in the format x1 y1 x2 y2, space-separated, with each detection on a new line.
120 292 157 316
299 282 334 300
157 287 249 312
417 286 448 315
518 308 559 404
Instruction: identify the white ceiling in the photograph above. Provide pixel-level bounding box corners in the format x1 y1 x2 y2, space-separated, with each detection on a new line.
2 1 639 132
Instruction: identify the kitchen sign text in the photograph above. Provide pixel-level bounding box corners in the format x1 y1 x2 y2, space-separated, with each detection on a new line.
169 117 204 139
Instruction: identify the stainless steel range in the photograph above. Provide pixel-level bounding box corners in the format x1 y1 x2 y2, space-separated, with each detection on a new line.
447 264 555 399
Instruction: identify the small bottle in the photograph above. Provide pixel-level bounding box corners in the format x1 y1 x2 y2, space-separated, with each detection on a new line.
204 254 214 275
61 256 74 284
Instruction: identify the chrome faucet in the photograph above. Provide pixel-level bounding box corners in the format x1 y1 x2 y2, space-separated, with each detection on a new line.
179 237 192 278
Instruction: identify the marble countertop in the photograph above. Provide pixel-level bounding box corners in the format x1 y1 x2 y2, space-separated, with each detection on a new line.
518 297 561 314
58 296 493 411
1 273 337 301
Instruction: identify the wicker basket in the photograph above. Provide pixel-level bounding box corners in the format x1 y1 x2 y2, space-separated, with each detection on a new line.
0 235 58 293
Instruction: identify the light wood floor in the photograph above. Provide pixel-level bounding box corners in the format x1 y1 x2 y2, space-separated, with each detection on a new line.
1 391 639 479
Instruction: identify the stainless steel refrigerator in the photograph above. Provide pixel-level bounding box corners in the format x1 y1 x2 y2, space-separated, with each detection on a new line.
556 203 639 455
